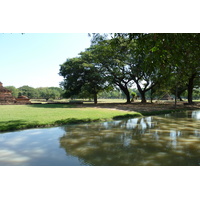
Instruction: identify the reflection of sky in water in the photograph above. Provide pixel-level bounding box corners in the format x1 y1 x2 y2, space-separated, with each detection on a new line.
0 127 83 166
169 130 181 148
1 110 200 166
101 120 121 129
192 111 200 120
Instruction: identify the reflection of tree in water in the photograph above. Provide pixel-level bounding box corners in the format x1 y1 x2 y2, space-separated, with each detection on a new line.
59 111 200 166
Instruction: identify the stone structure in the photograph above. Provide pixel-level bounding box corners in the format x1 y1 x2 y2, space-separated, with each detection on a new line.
0 82 31 104
0 82 16 104
15 95 31 104
160 93 173 100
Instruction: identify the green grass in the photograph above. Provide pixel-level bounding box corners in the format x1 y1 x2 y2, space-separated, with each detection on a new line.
193 100 200 102
0 104 142 132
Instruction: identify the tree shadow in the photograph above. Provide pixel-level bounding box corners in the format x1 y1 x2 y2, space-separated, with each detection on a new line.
27 103 79 109
54 118 97 125
0 120 39 132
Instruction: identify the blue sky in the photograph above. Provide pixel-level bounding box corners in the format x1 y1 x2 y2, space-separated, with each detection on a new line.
0 33 91 88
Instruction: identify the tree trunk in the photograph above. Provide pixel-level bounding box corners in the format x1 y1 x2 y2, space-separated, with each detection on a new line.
118 84 131 104
150 89 153 103
122 89 131 104
140 91 147 103
177 94 183 101
94 93 98 104
187 74 195 104
171 87 186 101
134 80 147 103
174 85 177 109
125 92 131 104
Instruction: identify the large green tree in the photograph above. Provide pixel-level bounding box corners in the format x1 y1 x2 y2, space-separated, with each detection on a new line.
112 33 200 104
125 37 168 103
142 33 200 104
59 50 109 104
89 39 133 103
91 35 169 103
37 87 63 101
18 85 39 98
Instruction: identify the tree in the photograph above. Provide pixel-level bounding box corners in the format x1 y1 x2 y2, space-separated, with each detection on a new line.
174 34 200 104
36 87 63 101
91 33 200 104
18 85 39 98
98 87 125 99
130 91 137 102
89 39 133 103
117 33 200 104
126 39 163 103
59 50 109 104
48 87 63 99
5 86 19 98
91 34 169 103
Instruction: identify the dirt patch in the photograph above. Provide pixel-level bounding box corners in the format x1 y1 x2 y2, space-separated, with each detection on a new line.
74 102 200 113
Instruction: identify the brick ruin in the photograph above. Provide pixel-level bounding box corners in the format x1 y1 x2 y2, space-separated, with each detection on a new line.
0 82 16 104
0 82 31 104
15 95 31 104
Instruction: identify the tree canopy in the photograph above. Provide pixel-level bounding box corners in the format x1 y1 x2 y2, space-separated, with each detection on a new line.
5 85 63 100
59 33 200 104
59 49 110 104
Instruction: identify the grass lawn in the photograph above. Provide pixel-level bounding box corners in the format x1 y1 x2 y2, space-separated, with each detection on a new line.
0 104 142 132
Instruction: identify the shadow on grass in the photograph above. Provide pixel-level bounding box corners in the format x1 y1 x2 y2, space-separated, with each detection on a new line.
54 114 143 126
28 104 78 109
112 113 142 120
0 120 39 132
0 118 103 132
54 118 101 125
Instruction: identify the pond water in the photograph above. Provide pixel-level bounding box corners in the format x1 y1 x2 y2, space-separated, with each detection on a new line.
1 110 200 166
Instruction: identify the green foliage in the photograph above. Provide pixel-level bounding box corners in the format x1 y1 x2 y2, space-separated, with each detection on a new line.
130 91 137 102
193 89 200 99
88 39 133 103
59 49 110 104
5 85 63 100
5 86 19 97
18 85 37 98
98 88 125 99
62 33 200 104
37 87 63 100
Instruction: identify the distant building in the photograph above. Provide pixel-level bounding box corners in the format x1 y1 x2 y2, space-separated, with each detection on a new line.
160 93 173 100
15 95 31 104
0 82 16 104
0 82 31 104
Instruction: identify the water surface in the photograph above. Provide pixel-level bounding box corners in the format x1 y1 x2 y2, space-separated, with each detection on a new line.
1 110 200 166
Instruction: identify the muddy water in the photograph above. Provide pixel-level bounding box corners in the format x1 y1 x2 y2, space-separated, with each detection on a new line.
1 110 200 166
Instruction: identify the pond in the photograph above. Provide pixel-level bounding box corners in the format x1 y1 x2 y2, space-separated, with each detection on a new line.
1 110 200 166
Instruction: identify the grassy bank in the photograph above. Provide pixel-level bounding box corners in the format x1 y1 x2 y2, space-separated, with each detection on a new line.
0 104 142 132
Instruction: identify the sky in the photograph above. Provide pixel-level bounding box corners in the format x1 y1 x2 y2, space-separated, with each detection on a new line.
0 33 91 88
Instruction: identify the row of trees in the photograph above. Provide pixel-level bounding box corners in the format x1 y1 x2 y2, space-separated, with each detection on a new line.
59 33 200 104
100 88 200 101
5 85 63 100
6 84 200 102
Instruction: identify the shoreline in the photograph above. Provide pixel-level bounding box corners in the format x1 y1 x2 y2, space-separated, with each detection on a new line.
0 102 200 133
